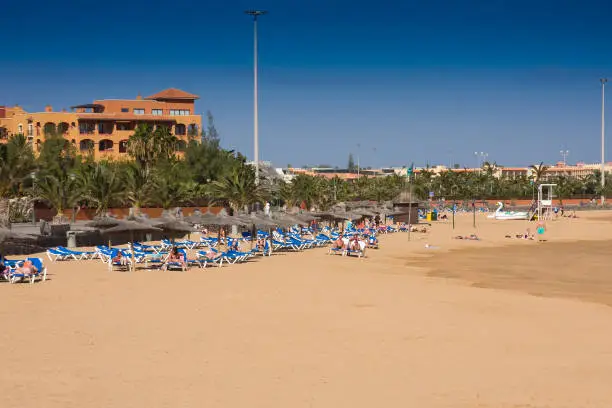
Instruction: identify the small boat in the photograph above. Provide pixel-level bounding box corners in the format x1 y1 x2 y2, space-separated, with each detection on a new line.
492 202 529 220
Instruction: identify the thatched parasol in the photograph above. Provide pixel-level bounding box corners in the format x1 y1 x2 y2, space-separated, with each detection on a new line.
294 212 318 222
352 209 376 217
212 213 248 227
0 228 36 243
0 228 37 253
102 221 163 272
184 212 219 225
271 212 308 226
101 220 162 236
238 213 278 228
152 218 196 233
84 217 121 229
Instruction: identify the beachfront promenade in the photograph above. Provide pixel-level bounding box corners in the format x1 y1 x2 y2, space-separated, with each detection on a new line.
2 212 612 407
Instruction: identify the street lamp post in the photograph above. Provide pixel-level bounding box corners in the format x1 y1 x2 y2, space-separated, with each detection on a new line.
560 150 569 166
601 78 607 205
474 151 488 174
245 9 267 184
357 143 361 177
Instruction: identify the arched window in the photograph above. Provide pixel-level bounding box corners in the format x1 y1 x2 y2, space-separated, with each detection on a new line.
17 124 23 134
98 139 114 152
43 122 56 136
0 127 8 140
187 123 199 136
175 140 187 152
58 122 69 134
27 123 33 136
80 139 95 152
119 140 128 153
175 124 186 136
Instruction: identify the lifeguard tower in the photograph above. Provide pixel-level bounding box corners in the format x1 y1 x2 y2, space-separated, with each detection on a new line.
534 184 556 221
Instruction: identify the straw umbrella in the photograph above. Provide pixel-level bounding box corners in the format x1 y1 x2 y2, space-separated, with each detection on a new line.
294 212 318 222
102 221 162 271
237 213 278 251
184 212 220 225
209 213 247 250
151 218 195 233
272 212 308 226
84 217 121 229
152 218 196 244
0 228 37 254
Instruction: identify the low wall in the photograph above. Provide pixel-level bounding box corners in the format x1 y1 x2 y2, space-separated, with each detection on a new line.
34 206 223 222
432 198 599 208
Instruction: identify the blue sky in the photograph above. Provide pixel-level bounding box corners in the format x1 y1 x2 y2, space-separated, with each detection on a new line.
1 0 611 168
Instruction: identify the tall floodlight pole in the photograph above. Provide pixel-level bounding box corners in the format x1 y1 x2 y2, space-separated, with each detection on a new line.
560 150 569 166
357 143 361 177
601 78 607 205
245 10 267 184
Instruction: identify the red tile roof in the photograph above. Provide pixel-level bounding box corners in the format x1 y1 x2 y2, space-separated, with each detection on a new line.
145 88 199 101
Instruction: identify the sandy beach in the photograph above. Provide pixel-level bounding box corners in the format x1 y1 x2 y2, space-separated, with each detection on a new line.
2 212 612 407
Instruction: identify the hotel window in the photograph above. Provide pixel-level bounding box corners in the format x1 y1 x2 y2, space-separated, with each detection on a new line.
152 109 163 116
170 109 191 116
27 123 33 136
121 108 129 113
133 108 145 115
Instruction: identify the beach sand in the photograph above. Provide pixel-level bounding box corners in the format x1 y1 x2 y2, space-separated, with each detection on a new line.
2 212 612 407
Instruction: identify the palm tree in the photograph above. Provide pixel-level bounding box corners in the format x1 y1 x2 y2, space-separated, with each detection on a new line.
124 163 155 214
208 165 268 213
126 124 156 173
0 134 35 227
553 175 578 205
152 125 178 162
34 174 83 222
529 162 549 184
78 162 125 215
152 176 196 210
183 139 242 184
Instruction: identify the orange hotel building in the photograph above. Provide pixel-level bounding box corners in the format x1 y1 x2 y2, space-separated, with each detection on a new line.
0 88 202 160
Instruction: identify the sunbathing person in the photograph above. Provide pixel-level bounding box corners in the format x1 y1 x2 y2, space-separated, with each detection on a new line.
163 247 187 270
332 237 346 250
229 239 240 252
349 236 361 251
112 251 124 265
0 252 6 277
15 259 37 277
201 249 219 260
256 237 266 251
454 234 480 240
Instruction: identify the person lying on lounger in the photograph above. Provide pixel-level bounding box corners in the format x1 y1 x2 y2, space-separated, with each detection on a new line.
349 236 361 251
15 259 37 277
256 238 266 251
163 247 187 270
201 249 219 260
0 253 7 277
332 237 346 250
229 239 240 252
112 251 124 265
454 234 480 240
